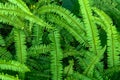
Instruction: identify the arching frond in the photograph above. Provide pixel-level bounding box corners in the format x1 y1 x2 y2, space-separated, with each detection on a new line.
38 4 85 34
0 60 30 72
78 0 102 54
0 14 24 29
0 3 52 29
78 0 104 77
93 7 120 67
46 14 88 46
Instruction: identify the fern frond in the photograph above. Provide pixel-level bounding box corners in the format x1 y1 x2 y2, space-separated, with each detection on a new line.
0 73 19 80
38 4 85 34
14 28 27 64
46 14 88 45
0 60 30 72
93 7 120 67
8 0 31 15
78 0 104 77
0 3 52 29
0 14 24 29
78 0 102 54
49 29 63 80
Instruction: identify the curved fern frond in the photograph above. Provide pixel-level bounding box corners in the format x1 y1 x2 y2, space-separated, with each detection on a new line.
78 0 102 55
38 4 85 34
78 0 104 77
0 73 19 80
49 29 63 80
8 0 31 15
46 14 88 46
14 28 27 64
0 14 24 29
93 7 120 67
0 3 52 29
0 60 30 72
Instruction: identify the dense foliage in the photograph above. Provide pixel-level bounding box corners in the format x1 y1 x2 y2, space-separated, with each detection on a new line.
0 0 120 80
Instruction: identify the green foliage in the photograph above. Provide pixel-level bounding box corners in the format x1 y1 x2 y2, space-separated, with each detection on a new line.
0 0 120 80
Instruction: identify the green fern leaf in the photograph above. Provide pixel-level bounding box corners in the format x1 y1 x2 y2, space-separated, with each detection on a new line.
14 28 27 64
0 60 30 72
0 14 24 29
38 4 85 33
49 29 63 80
93 7 120 67
0 3 52 29
78 0 102 55
46 14 88 46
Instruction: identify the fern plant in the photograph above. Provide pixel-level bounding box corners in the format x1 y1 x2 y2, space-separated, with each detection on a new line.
0 0 120 80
